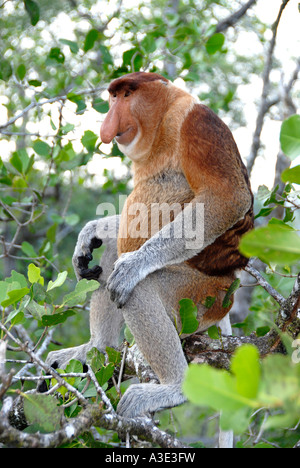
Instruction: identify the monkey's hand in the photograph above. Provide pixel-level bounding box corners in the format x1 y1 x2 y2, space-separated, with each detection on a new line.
107 250 150 308
72 220 103 281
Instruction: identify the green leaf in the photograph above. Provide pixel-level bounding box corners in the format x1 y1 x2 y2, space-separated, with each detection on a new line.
16 64 26 81
28 263 44 285
5 310 24 326
106 346 121 365
124 325 135 346
28 79 42 87
99 45 113 64
179 298 199 335
47 271 68 292
122 48 143 71
21 241 37 258
183 364 255 412
51 369 68 397
92 98 109 114
231 345 260 399
260 354 299 403
65 359 83 387
206 33 225 55
203 296 216 308
263 412 299 431
10 152 23 173
48 47 65 64
33 139 51 157
256 326 270 337
65 214 80 226
222 278 240 308
207 325 220 339
6 271 28 289
23 395 63 432
280 115 300 159
0 59 12 81
254 207 274 220
26 300 45 320
239 224 300 265
183 345 262 433
24 0 40 26
141 34 157 54
81 130 98 152
281 165 300 184
96 363 115 386
41 309 75 327
62 279 100 307
67 93 86 114
46 223 57 243
220 406 252 434
60 123 75 134
86 347 105 373
84 29 99 52
59 39 79 54
1 195 16 205
1 287 30 307
19 149 32 174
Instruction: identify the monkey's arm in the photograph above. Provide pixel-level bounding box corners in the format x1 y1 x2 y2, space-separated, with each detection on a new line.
107 186 252 307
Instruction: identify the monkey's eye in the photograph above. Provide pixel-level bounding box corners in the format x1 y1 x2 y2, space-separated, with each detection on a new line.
124 90 131 97
112 92 117 98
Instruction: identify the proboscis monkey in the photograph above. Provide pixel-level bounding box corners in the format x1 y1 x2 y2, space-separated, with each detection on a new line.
46 72 253 432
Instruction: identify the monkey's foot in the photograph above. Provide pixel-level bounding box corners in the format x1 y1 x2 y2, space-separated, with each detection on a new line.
44 342 94 372
38 343 94 393
117 383 187 418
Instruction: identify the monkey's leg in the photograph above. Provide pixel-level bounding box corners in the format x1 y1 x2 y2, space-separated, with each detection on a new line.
116 272 188 418
45 284 124 370
217 314 234 449
45 216 123 370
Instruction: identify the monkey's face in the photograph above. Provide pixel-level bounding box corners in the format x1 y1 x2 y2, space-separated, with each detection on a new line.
100 89 138 148
100 72 170 161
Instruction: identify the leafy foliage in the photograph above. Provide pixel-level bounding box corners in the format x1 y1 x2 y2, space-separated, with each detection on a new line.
0 0 299 450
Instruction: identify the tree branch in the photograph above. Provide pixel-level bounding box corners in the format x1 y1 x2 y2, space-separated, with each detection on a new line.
245 259 286 307
0 86 105 131
247 0 291 175
0 396 188 448
215 0 258 33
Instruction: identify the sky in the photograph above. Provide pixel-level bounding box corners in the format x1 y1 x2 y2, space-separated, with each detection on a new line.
0 0 299 192
234 0 300 191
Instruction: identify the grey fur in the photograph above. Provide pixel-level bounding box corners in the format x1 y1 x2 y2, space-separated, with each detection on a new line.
46 215 189 416
46 209 243 420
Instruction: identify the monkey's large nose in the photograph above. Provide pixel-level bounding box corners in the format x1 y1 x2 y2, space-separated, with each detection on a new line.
100 106 119 144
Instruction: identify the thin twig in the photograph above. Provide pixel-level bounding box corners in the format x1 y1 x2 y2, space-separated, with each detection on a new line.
247 0 291 174
87 366 116 413
244 259 286 307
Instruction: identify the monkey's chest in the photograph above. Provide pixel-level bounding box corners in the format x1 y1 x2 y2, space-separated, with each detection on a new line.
118 171 194 255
